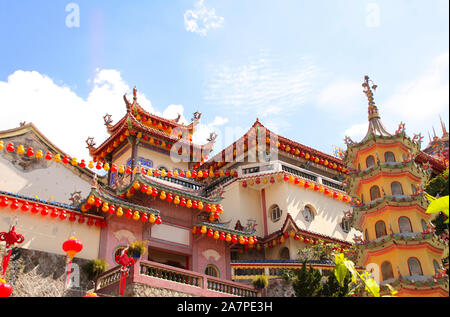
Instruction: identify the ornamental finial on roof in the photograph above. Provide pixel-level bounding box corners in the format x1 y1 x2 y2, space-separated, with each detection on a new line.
103 113 113 127
133 86 137 101
192 111 202 122
85 137 96 150
362 75 378 118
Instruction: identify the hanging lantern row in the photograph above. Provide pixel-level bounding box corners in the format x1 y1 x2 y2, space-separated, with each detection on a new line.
192 225 257 247
94 127 201 163
281 174 352 203
122 180 223 221
271 138 347 173
134 113 193 142
0 195 106 228
0 141 236 180
81 194 162 225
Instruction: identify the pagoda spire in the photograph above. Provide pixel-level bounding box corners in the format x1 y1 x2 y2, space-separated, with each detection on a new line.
439 115 448 138
361 75 391 141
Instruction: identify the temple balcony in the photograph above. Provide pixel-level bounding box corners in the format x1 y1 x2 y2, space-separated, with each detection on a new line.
238 160 345 191
95 259 260 297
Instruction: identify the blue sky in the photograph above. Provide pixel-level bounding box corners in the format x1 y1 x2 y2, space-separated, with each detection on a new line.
0 0 448 159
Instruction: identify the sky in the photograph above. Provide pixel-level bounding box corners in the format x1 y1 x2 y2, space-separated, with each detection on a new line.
0 0 448 160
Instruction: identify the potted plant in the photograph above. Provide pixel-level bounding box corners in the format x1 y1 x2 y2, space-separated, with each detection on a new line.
126 240 147 260
252 275 269 296
82 259 109 281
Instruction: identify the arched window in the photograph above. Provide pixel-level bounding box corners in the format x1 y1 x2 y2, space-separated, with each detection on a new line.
421 219 428 232
384 151 396 163
364 229 369 241
366 155 375 168
411 184 417 195
398 216 413 233
204 264 220 278
433 260 441 274
391 182 404 195
341 218 350 233
370 185 381 201
381 261 394 281
303 205 315 222
279 247 290 260
408 257 423 276
269 205 282 223
375 220 387 238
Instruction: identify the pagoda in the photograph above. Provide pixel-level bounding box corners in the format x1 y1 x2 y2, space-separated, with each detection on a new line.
344 76 449 297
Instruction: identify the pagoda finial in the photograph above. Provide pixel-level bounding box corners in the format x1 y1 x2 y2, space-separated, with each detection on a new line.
362 75 378 120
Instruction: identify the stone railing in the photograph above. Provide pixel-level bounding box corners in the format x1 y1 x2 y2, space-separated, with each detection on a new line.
95 259 259 297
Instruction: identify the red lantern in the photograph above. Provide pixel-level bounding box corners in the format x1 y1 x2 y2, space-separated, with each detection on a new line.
155 216 162 225
283 174 289 181
324 188 330 195
62 156 70 164
0 225 25 276
0 197 9 207
125 209 133 218
21 202 29 212
115 248 135 296
304 181 310 188
207 229 213 237
50 208 59 218
6 143 14 152
231 235 238 243
26 147 34 157
59 210 67 220
284 232 289 239
242 181 247 188
314 184 320 191
0 278 13 297
10 200 19 210
270 177 275 184
62 237 83 287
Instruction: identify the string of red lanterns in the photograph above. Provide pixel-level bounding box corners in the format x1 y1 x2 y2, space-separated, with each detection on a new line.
241 174 352 203
81 194 162 225
0 195 106 228
192 225 258 251
0 140 237 179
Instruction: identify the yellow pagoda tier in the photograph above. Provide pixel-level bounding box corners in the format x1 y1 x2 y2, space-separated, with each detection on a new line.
344 76 449 297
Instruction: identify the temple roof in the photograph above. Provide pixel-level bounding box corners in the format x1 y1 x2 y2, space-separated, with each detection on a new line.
198 119 344 172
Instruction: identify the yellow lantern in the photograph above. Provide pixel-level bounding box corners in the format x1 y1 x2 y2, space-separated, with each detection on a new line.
133 167 138 174
88 161 94 169
146 186 153 195
103 163 110 171
102 202 109 212
133 211 140 221
149 137 154 145
174 196 180 205
149 214 156 223
0 141 3 151
285 145 290 152
280 236 285 243
173 170 179 177
118 165 125 174
305 153 310 159
248 237 254 245
17 145 25 155
219 170 225 177
289 230 295 238
186 200 192 208
209 170 214 178
211 204 216 212
209 214 215 222
319 186 325 193
116 207 123 217
213 231 219 239
146 168 153 176
36 150 44 159
186 170 192 178
198 201 204 210
225 234 232 242
125 130 130 136
299 179 305 187
200 226 207 234
160 191 166 200
198 170 203 178
160 169 167 177
54 154 62 163
192 226 197 234
137 132 142 139
133 181 140 190
87 195 95 205
289 176 294 183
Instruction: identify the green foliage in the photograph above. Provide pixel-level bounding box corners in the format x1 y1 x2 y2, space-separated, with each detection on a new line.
283 260 323 297
126 240 148 258
320 272 351 297
425 168 449 197
252 275 269 290
83 259 109 281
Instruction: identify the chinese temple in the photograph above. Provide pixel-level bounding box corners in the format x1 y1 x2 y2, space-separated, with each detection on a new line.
344 76 449 297
0 78 448 297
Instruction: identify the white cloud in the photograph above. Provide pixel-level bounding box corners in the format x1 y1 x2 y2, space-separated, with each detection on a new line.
381 51 449 137
184 0 224 36
343 122 369 141
0 69 192 159
204 51 318 119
